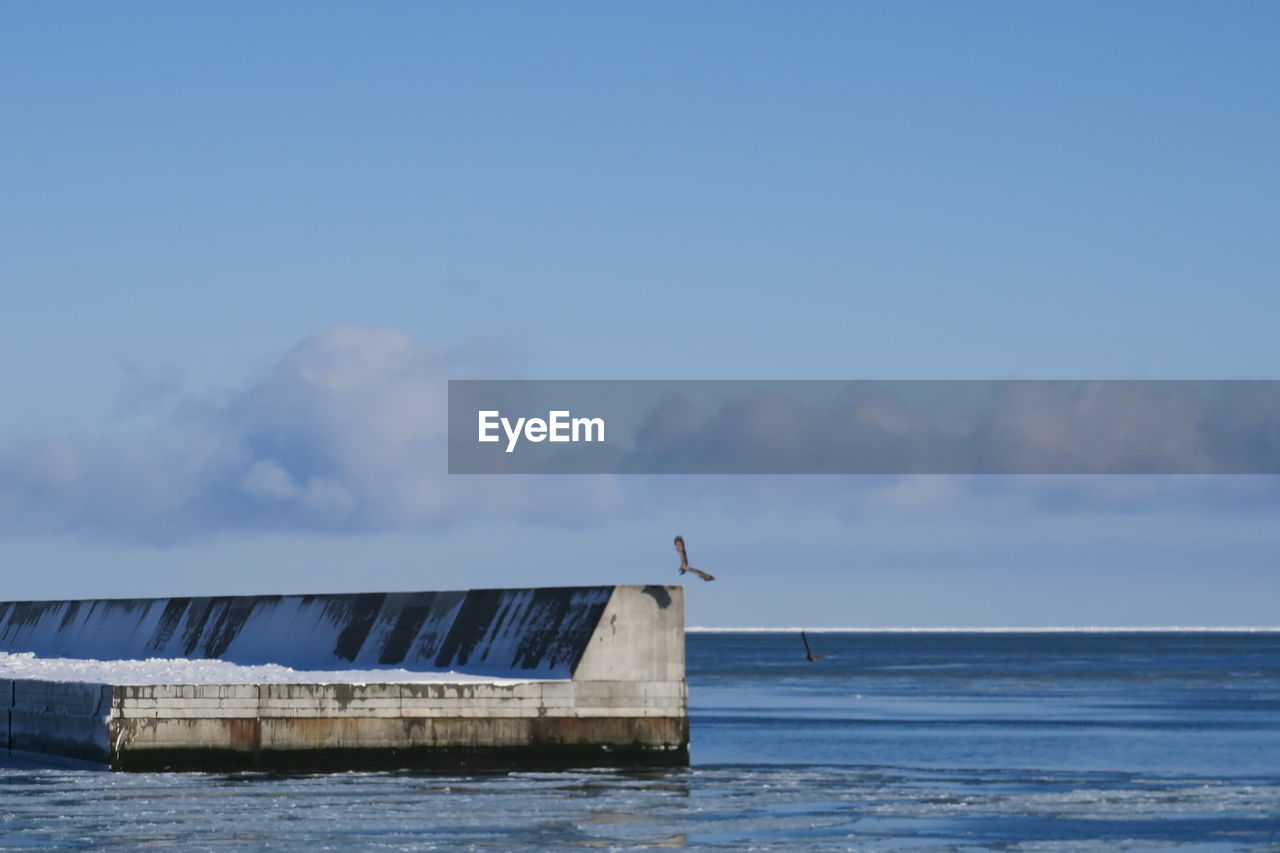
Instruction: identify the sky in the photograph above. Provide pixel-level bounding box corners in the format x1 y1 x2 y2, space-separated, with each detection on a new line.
2 2 1278 626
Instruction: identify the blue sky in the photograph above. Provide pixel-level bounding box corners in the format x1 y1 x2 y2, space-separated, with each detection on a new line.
2 2 1278 625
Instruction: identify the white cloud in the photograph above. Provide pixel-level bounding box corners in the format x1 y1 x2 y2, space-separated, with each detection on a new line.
2 327 1277 545
0 325 617 541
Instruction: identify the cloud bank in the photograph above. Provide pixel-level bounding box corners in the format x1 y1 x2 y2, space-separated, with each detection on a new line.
0 326 619 542
3 326 1278 545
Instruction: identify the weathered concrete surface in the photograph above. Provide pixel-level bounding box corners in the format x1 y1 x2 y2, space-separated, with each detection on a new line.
0 587 621 678
0 585 688 771
109 707 688 771
2 678 112 765
574 585 684 682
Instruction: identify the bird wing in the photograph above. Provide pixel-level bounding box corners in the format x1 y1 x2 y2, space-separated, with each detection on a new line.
674 535 689 570
801 631 814 658
686 566 715 582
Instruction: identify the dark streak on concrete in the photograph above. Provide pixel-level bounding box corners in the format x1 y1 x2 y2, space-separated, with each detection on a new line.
205 598 262 659
56 601 81 633
0 586 622 676
331 593 387 662
150 598 190 651
377 598 434 666
512 591 607 672
642 586 673 609
434 589 505 669
180 599 215 657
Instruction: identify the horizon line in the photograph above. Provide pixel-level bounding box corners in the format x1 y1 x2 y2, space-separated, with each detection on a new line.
687 626 1280 633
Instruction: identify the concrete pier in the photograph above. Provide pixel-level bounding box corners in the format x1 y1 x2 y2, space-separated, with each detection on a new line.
0 585 687 771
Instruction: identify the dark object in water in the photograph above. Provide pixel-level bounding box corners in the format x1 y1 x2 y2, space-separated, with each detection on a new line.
801 631 830 662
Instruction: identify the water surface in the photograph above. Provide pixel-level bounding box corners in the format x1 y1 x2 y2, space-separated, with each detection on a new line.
2 631 1277 850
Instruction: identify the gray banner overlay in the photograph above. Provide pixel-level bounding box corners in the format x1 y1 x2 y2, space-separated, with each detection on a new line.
448 380 1280 474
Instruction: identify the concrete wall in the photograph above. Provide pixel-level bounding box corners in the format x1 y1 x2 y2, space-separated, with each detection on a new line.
0 587 618 678
0 585 688 771
1 678 112 765
107 679 687 770
574 585 684 682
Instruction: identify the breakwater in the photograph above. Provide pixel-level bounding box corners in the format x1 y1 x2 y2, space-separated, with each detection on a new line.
0 585 687 770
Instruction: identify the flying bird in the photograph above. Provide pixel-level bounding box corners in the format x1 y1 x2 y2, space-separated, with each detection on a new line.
673 535 715 581
801 631 831 662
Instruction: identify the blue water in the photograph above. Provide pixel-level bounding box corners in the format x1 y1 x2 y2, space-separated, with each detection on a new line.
3 632 1278 850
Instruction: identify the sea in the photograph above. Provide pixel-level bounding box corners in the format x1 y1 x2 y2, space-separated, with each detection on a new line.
2 631 1277 851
